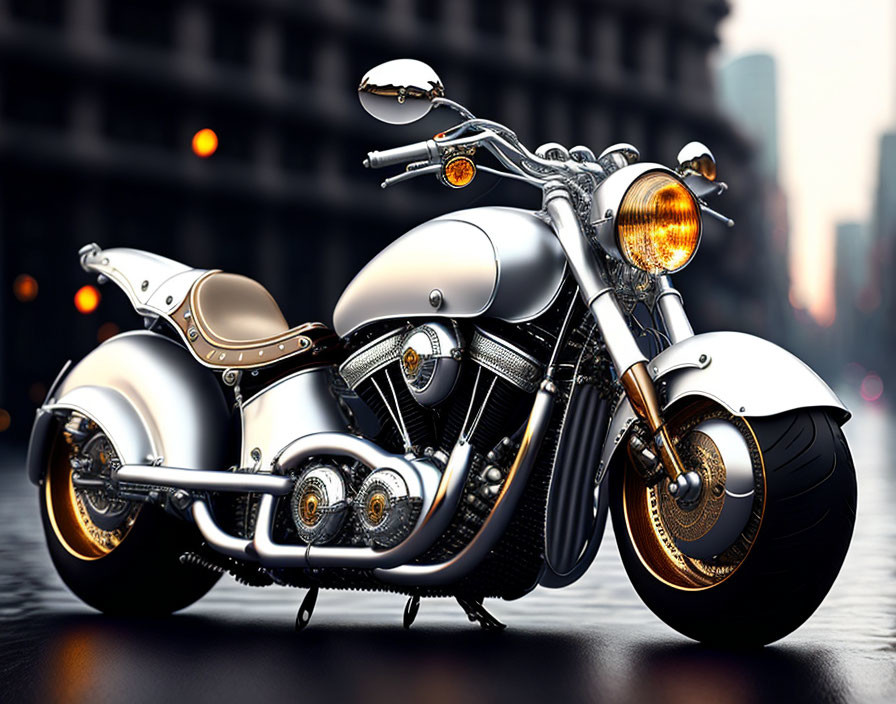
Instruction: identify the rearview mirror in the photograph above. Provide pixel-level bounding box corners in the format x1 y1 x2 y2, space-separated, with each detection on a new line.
358 59 444 125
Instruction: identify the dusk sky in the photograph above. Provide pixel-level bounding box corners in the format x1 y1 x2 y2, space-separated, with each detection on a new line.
718 0 895 325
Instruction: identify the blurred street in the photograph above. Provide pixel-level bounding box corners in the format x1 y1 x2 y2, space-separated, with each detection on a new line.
1 396 893 704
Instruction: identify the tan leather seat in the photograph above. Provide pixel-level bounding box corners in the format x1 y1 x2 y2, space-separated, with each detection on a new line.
192 273 290 344
170 271 341 369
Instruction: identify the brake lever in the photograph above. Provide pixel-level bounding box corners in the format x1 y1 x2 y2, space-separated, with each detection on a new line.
380 164 441 189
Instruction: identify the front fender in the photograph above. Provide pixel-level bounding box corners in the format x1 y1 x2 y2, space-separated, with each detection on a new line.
598 332 849 482
27 331 230 484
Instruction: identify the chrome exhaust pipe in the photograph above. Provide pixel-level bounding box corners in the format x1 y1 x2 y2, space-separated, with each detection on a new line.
115 464 293 494
182 381 553 579
375 379 556 585
251 435 473 568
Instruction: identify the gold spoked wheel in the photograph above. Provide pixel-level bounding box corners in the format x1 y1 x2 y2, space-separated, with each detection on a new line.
44 415 141 561
621 402 766 590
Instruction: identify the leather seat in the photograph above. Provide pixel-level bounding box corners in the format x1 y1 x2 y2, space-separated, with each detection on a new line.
192 273 291 344
170 271 340 369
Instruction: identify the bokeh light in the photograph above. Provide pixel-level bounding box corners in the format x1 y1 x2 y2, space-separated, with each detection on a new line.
97 322 120 342
860 373 884 402
0 409 10 433
74 285 101 314
13 274 38 302
28 382 48 405
192 128 218 158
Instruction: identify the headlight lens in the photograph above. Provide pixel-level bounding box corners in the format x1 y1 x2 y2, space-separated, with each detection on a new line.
616 172 701 274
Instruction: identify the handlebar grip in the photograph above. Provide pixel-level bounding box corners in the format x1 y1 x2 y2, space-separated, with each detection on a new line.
364 140 438 169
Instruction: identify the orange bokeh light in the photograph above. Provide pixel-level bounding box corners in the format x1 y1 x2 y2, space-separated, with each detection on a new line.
0 409 10 433
13 273 38 302
74 285 101 314
192 128 218 158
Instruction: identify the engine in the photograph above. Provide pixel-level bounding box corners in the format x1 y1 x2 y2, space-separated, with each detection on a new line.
341 322 542 458
275 320 544 550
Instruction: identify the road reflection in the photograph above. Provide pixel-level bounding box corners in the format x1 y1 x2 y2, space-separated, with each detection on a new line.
1 613 853 704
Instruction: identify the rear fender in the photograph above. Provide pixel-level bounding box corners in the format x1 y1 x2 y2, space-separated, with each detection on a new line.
27 331 229 484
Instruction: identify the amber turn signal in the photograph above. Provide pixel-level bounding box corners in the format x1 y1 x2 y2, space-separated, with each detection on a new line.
616 172 701 274
442 155 476 188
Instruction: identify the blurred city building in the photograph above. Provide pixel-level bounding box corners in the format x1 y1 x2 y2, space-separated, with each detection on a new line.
833 220 870 370
868 130 896 384
716 52 791 348
0 0 771 440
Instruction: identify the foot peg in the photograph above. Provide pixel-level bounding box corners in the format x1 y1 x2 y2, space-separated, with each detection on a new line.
295 586 319 631
403 595 420 629
456 597 506 631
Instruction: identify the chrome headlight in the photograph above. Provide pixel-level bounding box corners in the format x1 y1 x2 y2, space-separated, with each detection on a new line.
593 165 702 274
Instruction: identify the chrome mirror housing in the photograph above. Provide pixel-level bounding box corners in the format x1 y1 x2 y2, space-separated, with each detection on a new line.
677 141 717 181
358 59 445 125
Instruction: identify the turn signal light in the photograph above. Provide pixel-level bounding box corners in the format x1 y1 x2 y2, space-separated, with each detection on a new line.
617 172 701 274
442 156 476 188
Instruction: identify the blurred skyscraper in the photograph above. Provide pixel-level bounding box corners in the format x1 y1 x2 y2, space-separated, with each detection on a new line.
834 220 870 368
868 131 896 383
716 52 791 347
0 0 765 439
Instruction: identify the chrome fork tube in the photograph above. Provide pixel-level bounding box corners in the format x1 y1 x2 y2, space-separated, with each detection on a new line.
544 188 689 485
656 275 694 344
543 188 645 375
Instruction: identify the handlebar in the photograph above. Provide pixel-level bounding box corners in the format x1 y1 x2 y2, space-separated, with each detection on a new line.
364 140 439 169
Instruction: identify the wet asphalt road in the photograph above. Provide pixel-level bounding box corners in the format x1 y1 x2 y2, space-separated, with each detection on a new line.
1 395 894 704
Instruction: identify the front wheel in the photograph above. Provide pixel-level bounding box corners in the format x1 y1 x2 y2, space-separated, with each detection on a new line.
610 402 856 646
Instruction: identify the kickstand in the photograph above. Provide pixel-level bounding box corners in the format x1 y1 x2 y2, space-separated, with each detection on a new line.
456 596 506 631
295 586 319 631
403 595 421 629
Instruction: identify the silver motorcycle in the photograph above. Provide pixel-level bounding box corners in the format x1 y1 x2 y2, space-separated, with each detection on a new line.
27 60 856 645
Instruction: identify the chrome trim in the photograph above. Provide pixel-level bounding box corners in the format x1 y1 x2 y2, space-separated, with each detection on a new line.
115 465 294 495
338 327 405 389
192 500 252 559
656 276 695 343
469 327 541 393
375 379 556 586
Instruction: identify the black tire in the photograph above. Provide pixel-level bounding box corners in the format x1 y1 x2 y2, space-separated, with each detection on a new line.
40 427 220 616
610 407 857 646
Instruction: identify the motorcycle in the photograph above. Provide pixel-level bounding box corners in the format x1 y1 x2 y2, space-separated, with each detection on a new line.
27 59 856 645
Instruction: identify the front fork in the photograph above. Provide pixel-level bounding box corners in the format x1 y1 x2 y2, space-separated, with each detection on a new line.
544 188 701 504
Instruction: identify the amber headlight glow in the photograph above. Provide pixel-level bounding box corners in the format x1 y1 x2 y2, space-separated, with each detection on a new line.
616 172 701 274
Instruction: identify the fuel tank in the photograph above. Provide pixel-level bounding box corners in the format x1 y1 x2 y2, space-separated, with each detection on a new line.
332 207 566 337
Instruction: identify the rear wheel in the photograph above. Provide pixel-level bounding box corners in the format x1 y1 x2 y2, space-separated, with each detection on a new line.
40 413 220 615
610 402 856 646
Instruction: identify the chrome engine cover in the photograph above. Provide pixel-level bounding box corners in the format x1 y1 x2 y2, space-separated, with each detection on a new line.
355 468 421 548
399 322 462 407
290 464 349 545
